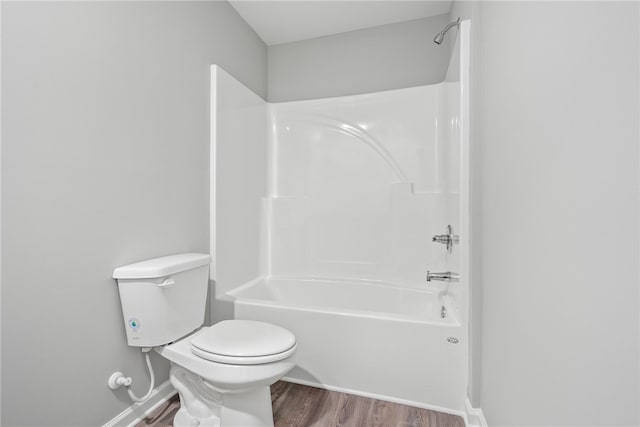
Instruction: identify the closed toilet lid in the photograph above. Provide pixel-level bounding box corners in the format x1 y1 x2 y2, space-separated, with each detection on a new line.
191 320 296 365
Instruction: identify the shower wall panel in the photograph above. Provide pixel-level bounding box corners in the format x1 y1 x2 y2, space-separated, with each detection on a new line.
210 65 267 296
268 85 457 286
441 28 463 282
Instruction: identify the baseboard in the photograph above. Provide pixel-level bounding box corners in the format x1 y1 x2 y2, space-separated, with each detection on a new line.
102 377 484 427
463 397 488 427
281 376 467 420
103 380 177 427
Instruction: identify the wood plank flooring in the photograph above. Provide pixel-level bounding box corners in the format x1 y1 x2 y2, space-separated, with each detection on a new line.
136 381 465 427
136 394 179 427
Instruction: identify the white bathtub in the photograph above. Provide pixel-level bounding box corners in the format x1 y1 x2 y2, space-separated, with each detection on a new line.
227 276 468 413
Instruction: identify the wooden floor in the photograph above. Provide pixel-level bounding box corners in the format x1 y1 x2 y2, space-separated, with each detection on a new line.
136 381 465 427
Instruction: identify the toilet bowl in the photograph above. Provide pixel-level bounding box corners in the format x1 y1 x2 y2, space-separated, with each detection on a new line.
112 254 297 427
156 320 297 427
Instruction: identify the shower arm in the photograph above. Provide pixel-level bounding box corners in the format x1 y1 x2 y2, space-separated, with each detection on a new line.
441 17 460 35
433 17 461 44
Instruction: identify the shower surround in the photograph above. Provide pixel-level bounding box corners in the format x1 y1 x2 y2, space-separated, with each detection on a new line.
211 21 470 415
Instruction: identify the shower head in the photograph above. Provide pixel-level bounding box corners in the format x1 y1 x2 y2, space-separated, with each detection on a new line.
433 17 460 45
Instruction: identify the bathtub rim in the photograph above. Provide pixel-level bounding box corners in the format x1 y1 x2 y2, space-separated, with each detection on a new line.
226 275 461 327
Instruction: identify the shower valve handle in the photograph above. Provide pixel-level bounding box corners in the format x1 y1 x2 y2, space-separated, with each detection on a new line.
432 225 459 253
433 235 452 244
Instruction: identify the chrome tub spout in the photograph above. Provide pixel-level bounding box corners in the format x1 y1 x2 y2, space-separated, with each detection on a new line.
426 271 460 283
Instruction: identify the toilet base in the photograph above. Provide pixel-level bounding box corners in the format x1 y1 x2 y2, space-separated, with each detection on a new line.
174 407 220 427
169 364 275 427
219 387 274 427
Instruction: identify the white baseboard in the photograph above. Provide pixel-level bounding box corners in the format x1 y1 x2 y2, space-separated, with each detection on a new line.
102 378 485 427
103 380 177 427
463 397 488 427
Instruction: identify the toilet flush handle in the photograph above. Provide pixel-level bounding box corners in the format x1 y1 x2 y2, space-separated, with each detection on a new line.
157 277 175 288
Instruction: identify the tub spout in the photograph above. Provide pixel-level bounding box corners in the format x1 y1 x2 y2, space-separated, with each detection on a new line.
426 271 459 283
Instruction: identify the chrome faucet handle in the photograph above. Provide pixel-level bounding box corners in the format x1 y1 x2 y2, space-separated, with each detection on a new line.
426 271 460 283
431 225 459 253
432 235 451 244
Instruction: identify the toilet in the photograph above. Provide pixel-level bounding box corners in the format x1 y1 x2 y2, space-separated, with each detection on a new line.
112 253 296 427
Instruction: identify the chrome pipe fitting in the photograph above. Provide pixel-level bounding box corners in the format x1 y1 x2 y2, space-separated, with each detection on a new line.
426 271 460 283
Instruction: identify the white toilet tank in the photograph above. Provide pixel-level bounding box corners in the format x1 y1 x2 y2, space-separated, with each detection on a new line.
113 253 211 347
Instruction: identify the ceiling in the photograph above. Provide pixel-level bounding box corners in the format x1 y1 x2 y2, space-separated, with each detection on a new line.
229 1 452 46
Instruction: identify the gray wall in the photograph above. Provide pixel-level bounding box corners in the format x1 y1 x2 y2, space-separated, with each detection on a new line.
1 2 266 426
268 14 453 102
468 1 639 425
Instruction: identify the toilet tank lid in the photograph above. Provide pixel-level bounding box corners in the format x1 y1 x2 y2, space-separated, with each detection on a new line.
113 253 211 279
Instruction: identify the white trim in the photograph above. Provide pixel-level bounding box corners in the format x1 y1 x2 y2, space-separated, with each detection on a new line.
463 397 488 427
281 377 467 420
102 380 177 427
209 65 218 281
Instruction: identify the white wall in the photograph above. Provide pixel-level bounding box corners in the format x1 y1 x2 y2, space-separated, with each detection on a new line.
1 2 266 425
268 14 454 102
470 1 639 425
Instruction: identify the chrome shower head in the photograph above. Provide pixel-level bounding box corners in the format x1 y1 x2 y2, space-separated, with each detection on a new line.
433 32 445 45
433 17 460 45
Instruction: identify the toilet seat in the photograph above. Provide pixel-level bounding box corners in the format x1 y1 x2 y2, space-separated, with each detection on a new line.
191 320 297 365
